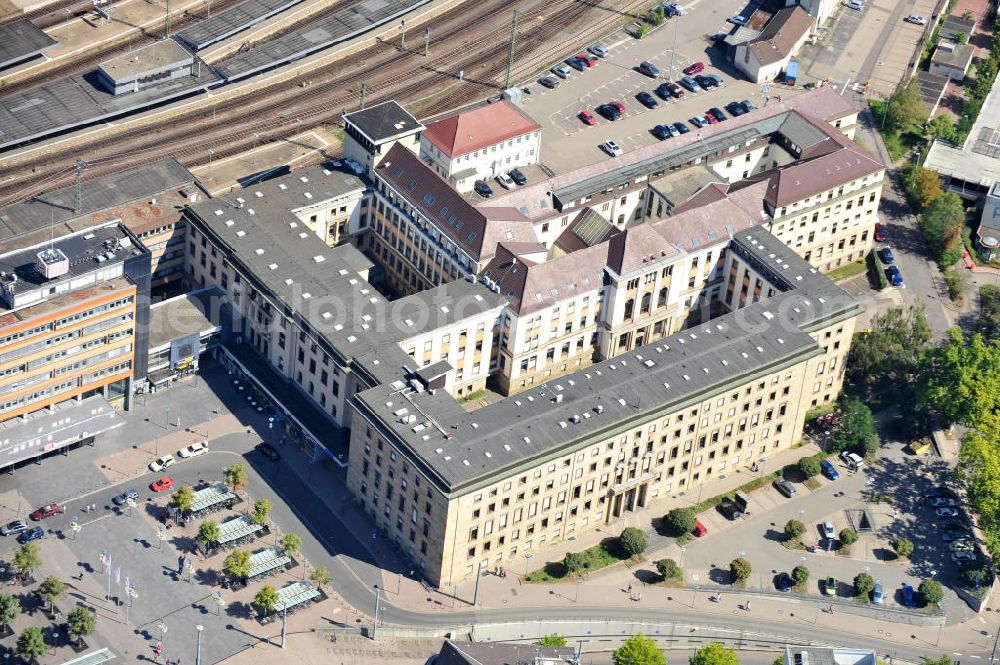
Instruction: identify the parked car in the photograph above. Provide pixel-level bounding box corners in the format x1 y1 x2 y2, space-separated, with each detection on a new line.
695 74 718 89
704 74 725 87
657 82 683 99
941 519 966 529
674 121 690 134
928 489 955 500
874 222 886 241
652 124 673 140
474 180 494 198
950 540 975 552
496 172 516 190
689 116 707 128
942 530 972 542
775 572 793 592
151 476 175 492
880 246 895 264
873 580 885 604
258 441 282 461
666 124 680 138
112 489 139 506
703 113 719 125
902 584 915 607
952 551 977 562
683 62 705 75
566 56 587 71
578 53 598 67
774 479 797 498
824 576 837 595
579 109 597 125
602 140 623 157
839 451 864 470
539 76 559 89
664 2 687 16
904 14 927 25
820 459 840 480
717 498 743 520
844 0 864 9
1 520 27 536
708 107 728 121
551 66 571 79
149 455 175 472
823 520 836 539
178 441 208 459
597 104 621 121
679 76 702 92
728 15 748 25
740 100 754 112
588 44 609 58
509 168 527 186
930 497 956 507
29 504 62 521
693 520 708 537
725 101 747 116
636 91 659 109
17 527 44 544
638 61 661 78
937 506 961 517
886 265 904 287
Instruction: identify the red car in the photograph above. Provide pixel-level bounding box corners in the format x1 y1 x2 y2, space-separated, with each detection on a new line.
579 109 597 125
683 62 705 75
874 222 886 242
609 101 625 115
29 504 62 521
151 476 174 492
703 113 719 124
693 520 708 537
577 53 597 67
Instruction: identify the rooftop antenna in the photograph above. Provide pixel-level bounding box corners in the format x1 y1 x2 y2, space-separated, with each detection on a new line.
74 158 85 213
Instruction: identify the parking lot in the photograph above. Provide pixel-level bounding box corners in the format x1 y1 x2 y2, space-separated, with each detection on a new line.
519 0 810 172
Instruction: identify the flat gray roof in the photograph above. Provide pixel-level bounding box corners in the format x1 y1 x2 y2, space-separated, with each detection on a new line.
97 39 193 82
0 395 126 468
214 0 431 80
925 67 1000 188
344 100 423 143
0 58 220 152
0 158 194 253
177 0 305 50
149 287 226 350
353 224 860 495
0 20 57 70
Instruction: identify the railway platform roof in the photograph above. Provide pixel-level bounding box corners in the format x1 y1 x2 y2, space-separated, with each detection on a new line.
176 0 305 50
0 20 57 71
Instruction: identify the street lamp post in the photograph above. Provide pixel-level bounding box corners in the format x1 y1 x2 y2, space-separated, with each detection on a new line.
196 624 204 665
371 585 381 640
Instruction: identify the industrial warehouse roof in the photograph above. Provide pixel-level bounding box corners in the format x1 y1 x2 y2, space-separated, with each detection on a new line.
421 101 541 158
353 226 861 495
0 58 219 152
0 158 195 252
344 100 423 144
213 0 430 80
0 20 57 70
176 0 305 50
97 39 193 82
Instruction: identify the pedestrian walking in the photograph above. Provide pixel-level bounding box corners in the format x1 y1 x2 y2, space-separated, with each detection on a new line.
626 584 632 594
745 600 751 611
637 593 642 602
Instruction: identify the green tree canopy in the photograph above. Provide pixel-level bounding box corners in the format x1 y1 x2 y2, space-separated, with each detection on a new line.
846 304 931 387
925 117 959 145
978 285 1000 342
893 538 914 558
280 532 302 556
620 527 647 557
784 519 806 541
563 551 587 574
38 576 66 608
960 414 1000 558
730 558 752 582
226 464 248 492
0 593 20 630
792 565 809 585
913 167 945 209
254 585 279 615
840 528 859 545
197 520 221 547
67 607 96 644
918 193 965 264
690 642 739 665
664 508 696 535
538 634 567 647
798 457 821 479
223 549 251 580
171 485 194 514
16 626 46 660
656 559 681 580
310 566 331 588
920 329 1000 427
887 79 927 131
919 579 944 605
854 572 875 598
613 633 666 665
252 497 272 525
830 399 879 456
12 543 41 578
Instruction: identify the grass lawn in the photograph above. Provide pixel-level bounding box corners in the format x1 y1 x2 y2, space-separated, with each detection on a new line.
524 539 629 582
804 478 822 491
825 260 866 282
457 389 486 404
782 539 805 551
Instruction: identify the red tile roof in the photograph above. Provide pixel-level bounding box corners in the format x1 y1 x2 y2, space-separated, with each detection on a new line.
748 6 814 66
422 101 542 159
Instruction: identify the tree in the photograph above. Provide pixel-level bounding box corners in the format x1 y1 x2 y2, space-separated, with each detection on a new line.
223 549 251 580
538 634 567 647
913 167 944 209
67 607 96 645
798 456 821 479
920 329 1000 427
563 551 587 574
13 543 41 579
919 579 944 605
310 566 331 588
664 507 696 535
784 519 806 541
252 497 271 525
854 572 875 599
919 193 966 264
613 633 666 665
0 594 20 634
839 528 859 546
16 626 46 661
197 520 221 548
729 557 752 583
959 413 1000 558
978 285 1000 342
656 559 681 581
893 538 914 559
38 576 65 608
690 643 739 665
792 565 810 585
620 527 647 557
925 117 959 145
171 485 194 514
945 268 970 302
226 463 248 492
254 585 279 616
280 532 302 557
830 399 879 456
846 304 931 387
887 79 927 131
964 566 990 588
954 31 969 44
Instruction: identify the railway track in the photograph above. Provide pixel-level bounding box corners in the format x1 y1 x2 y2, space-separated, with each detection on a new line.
0 0 650 203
